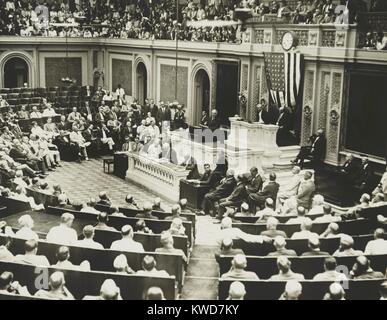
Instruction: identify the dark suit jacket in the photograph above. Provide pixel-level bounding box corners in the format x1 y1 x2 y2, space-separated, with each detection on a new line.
257 107 279 124
181 157 200 180
355 163 373 187
208 116 221 131
149 104 159 119
227 182 247 203
246 174 263 194
342 159 358 181
251 181 280 204
157 107 171 123
311 135 327 161
201 171 222 189
209 177 237 199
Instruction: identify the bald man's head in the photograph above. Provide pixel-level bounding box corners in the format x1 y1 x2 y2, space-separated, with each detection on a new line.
232 254 247 270
228 281 246 300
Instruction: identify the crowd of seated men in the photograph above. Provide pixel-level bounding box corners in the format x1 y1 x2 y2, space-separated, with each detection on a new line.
193 159 386 299
0 183 194 299
0 82 199 169
0 0 370 42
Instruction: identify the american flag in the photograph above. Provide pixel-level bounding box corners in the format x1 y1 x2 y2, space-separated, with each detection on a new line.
264 52 303 110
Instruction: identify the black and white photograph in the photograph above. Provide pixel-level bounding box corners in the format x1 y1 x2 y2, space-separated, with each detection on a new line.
0 0 386 305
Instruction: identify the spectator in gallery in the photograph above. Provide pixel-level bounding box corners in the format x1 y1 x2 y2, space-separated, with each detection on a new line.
136 255 169 277
268 236 297 257
80 198 101 215
34 272 75 300
291 218 319 240
136 202 158 220
0 271 30 296
301 235 330 256
217 217 270 246
94 212 118 232
155 231 187 263
14 239 50 267
278 280 303 300
145 287 165 300
269 256 305 281
227 281 246 300
323 283 346 300
152 197 164 212
333 234 364 257
125 194 140 210
168 218 186 236
113 254 135 275
313 256 348 281
216 237 245 261
46 213 78 246
83 279 122 300
350 256 385 279
53 246 90 271
260 217 287 239
75 225 104 250
165 204 188 222
221 254 259 280
110 225 145 253
97 191 111 206
364 228 387 255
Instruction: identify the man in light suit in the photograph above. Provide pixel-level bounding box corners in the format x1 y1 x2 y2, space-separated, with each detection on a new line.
248 173 280 213
296 171 316 210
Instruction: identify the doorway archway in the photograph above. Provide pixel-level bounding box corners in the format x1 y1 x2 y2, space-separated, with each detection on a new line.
193 69 210 125
3 57 29 88
136 62 147 105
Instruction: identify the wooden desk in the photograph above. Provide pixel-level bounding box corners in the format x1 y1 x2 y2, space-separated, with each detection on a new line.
114 152 129 179
180 180 211 210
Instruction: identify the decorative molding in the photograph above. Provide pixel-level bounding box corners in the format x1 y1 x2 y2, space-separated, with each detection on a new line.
301 70 315 145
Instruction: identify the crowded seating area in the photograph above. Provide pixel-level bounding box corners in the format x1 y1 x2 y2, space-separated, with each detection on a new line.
0 0 386 304
0 0 382 43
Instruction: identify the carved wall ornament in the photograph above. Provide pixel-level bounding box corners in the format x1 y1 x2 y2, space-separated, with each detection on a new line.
335 31 346 47
329 108 340 125
264 31 272 44
304 105 313 120
308 31 318 46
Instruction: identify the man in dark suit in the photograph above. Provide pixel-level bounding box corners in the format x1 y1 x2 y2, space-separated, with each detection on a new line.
198 164 222 190
149 100 159 119
157 102 172 126
301 236 330 256
292 129 326 168
181 154 200 180
256 99 279 124
355 157 374 194
97 191 112 207
248 173 280 212
217 174 248 219
341 153 358 182
207 109 221 131
81 85 94 100
201 170 237 216
276 107 294 146
246 167 263 195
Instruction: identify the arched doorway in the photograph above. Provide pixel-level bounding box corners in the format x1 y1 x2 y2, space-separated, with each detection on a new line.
136 62 147 105
3 57 29 88
193 69 210 125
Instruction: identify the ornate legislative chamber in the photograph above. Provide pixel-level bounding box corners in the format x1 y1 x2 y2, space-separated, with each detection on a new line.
1 20 387 171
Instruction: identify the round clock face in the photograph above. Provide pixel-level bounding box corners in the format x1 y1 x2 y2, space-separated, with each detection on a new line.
282 32 294 51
